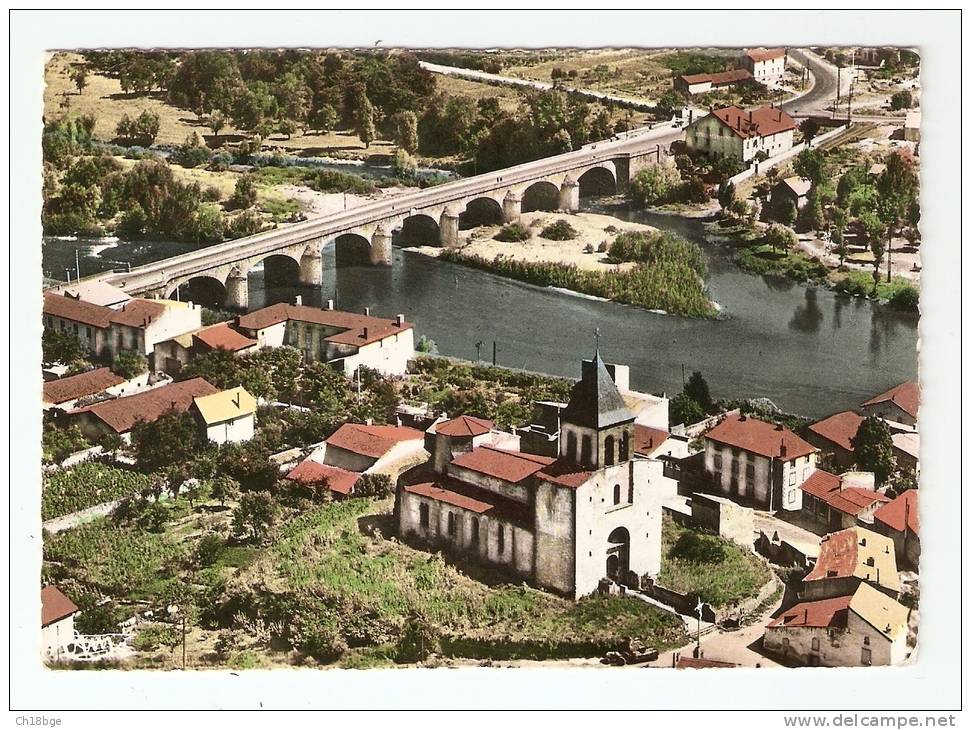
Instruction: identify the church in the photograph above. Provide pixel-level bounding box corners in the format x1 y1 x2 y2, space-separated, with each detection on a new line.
395 350 670 599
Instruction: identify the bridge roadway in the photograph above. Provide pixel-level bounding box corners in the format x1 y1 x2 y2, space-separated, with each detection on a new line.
90 123 682 308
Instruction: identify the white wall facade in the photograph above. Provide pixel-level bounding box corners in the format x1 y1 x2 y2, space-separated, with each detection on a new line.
763 609 906 667
204 413 255 445
704 440 815 512
41 616 75 661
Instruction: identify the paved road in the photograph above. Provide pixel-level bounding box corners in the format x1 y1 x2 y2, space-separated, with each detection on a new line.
783 49 842 116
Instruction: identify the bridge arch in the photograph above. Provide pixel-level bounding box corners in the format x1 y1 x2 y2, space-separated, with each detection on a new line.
521 181 561 212
167 275 227 310
335 232 373 267
394 213 441 247
258 253 302 287
459 196 504 230
578 166 618 197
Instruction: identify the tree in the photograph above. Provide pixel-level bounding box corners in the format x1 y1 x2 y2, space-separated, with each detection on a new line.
684 371 713 413
355 95 376 148
655 89 684 118
793 148 825 187
277 117 298 140
355 473 394 499
229 175 258 210
232 491 279 543
670 393 705 428
890 90 913 111
630 164 682 208
876 152 919 282
71 64 88 95
764 224 796 253
42 328 85 367
206 110 226 138
391 110 419 154
799 117 821 144
210 475 241 507
829 206 849 269
130 410 202 472
310 104 338 134
116 110 160 146
112 349 147 379
717 180 736 214
850 416 896 485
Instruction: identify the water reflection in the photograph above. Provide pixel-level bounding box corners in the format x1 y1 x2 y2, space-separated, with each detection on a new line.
789 288 824 334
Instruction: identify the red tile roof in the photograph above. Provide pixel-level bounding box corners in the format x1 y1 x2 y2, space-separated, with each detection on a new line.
109 298 167 328
861 381 920 420
676 656 739 669
706 414 816 460
435 415 493 438
70 377 218 433
194 322 257 352
633 424 669 456
536 459 594 489
450 445 555 484
404 481 496 514
767 594 852 630
809 411 863 452
43 292 113 329
804 527 899 590
800 470 889 517
325 423 424 459
874 490 919 535
680 69 753 86
43 367 125 405
41 585 79 627
711 105 797 139
286 459 361 495
236 304 413 347
745 47 786 63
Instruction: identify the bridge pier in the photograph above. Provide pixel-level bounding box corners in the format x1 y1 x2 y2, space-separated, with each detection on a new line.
502 190 523 224
370 226 392 266
559 177 579 212
225 272 249 311
440 207 461 249
299 251 323 286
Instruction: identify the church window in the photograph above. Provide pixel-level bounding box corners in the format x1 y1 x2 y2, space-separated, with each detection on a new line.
604 435 615 466
628 484 634 504
612 484 620 505
566 431 578 462
811 637 820 651
447 512 456 537
713 454 723 470
619 430 630 461
419 503 429 529
498 525 505 554
581 434 593 466
471 518 479 545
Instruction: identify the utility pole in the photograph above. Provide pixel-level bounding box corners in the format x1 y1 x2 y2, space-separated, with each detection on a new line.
75 249 81 281
475 340 483 363
492 340 497 366
681 363 686 387
695 598 706 658
181 613 187 670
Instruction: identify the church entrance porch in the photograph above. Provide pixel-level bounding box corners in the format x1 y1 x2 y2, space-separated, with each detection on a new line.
606 526 631 584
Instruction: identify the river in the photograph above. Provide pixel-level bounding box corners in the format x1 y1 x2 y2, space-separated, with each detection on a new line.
42 208 918 419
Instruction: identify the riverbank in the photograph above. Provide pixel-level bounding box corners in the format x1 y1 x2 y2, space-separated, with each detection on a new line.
409 211 717 318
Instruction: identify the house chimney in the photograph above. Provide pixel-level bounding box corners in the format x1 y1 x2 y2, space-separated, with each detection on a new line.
295 295 302 306
395 314 405 326
362 326 369 339
326 299 334 310
779 440 787 458
778 109 782 122
363 306 371 317
748 110 753 124
775 423 784 431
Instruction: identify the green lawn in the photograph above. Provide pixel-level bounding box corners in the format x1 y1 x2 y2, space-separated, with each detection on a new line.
659 515 771 608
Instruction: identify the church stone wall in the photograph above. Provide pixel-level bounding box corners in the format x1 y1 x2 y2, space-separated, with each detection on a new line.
532 481 576 595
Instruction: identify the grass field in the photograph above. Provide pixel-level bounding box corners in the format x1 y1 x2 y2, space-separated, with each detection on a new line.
658 515 771 608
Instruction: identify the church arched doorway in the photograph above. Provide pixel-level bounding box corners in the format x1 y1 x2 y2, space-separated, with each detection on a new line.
606 526 630 583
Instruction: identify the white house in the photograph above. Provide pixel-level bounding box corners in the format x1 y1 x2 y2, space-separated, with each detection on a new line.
764 582 911 667
41 585 79 662
703 414 818 512
234 301 414 376
741 48 786 84
396 352 667 598
191 386 257 444
685 105 797 163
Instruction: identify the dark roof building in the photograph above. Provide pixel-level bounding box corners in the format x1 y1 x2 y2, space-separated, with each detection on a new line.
69 377 218 434
560 352 634 430
42 367 126 407
706 414 816 460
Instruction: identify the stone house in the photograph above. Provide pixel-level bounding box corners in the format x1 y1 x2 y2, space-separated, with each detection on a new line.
763 582 910 667
190 386 257 445
395 352 669 598
690 493 755 550
801 526 901 601
67 377 218 442
43 291 202 370
799 470 889 533
806 410 864 471
674 68 754 96
234 301 414 376
42 367 144 412
771 176 813 213
859 381 919 428
686 105 797 163
702 414 818 512
872 490 919 570
41 585 79 662
741 48 787 84
311 422 426 474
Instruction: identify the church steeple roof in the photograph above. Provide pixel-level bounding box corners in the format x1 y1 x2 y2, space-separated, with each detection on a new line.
560 350 634 430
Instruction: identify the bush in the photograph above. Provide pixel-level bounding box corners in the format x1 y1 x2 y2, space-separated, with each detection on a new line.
354 473 394 499
888 284 919 312
631 164 683 207
115 110 160 147
229 175 258 210
494 222 531 242
201 185 223 203
173 133 211 168
890 90 914 111
540 219 579 240
112 349 147 379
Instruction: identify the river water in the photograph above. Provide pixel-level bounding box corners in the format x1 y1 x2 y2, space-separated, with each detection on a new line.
42 208 918 419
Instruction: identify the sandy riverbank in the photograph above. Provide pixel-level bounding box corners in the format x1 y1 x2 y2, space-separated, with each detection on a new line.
410 211 657 272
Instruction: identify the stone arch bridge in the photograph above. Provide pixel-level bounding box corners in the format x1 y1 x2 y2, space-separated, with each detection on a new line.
91 127 675 310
